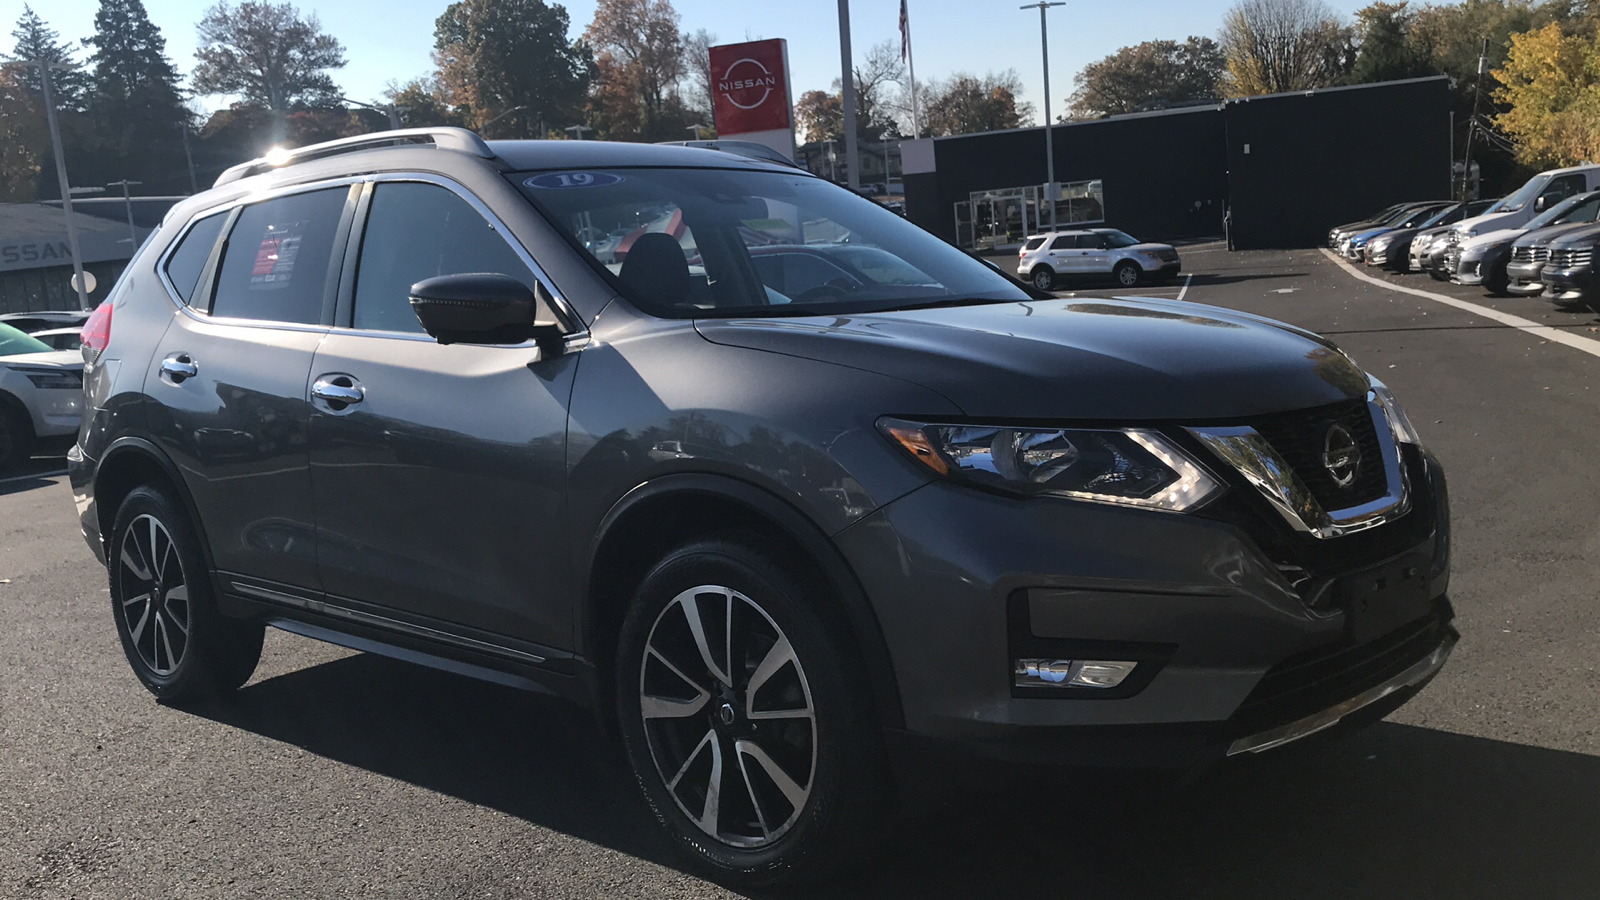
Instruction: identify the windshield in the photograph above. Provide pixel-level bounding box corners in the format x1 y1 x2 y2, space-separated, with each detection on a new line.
514 167 1031 317
1419 204 1462 228
1102 230 1140 248
1492 174 1550 213
0 323 52 357
1529 193 1600 229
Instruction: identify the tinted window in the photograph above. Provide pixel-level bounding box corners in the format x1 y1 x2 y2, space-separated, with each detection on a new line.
211 188 348 324
1542 174 1586 207
750 252 859 298
1023 237 1046 251
1048 236 1075 250
352 182 536 334
164 212 226 304
1075 234 1107 249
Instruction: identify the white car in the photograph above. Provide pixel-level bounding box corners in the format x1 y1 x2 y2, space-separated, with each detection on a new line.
0 322 85 469
1016 227 1182 291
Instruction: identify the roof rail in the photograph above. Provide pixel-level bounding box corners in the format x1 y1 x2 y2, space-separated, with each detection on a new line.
214 127 495 188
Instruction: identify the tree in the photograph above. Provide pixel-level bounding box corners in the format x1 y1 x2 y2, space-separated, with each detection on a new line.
1492 21 1600 167
1219 0 1355 96
584 0 690 141
1348 2 1435 85
433 0 592 137
1068 37 1224 117
384 75 463 129
5 5 90 110
795 90 843 143
681 28 717 126
84 0 190 190
0 66 45 202
793 42 906 144
192 1 346 112
921 70 1034 136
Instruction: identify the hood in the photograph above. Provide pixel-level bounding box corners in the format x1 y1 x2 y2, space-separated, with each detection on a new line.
0 348 82 368
1350 226 1396 244
695 297 1370 421
1130 241 1176 253
1515 221 1595 248
1549 220 1600 247
1456 209 1525 238
1461 227 1522 252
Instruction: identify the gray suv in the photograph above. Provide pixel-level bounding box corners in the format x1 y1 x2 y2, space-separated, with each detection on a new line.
69 128 1455 886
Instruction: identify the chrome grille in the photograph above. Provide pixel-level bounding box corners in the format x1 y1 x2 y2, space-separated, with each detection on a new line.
1511 246 1548 264
1550 247 1595 269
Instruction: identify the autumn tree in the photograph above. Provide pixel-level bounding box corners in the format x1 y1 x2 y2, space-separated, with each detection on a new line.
584 0 692 141
792 41 905 144
1219 0 1355 96
384 75 463 128
5 6 90 109
84 0 191 191
794 90 843 143
1068 37 1224 117
433 0 591 138
193 2 346 112
1492 21 1600 167
922 70 1033 136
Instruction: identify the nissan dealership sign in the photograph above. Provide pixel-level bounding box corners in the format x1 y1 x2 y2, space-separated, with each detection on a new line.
709 39 796 161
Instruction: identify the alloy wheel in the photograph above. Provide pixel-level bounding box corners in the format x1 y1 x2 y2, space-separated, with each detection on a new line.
116 514 191 676
1118 264 1140 286
639 584 817 848
1032 269 1053 291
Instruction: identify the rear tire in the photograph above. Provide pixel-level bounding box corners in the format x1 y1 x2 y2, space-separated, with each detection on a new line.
108 486 264 702
1031 266 1055 291
615 537 883 887
0 404 34 471
1114 260 1142 287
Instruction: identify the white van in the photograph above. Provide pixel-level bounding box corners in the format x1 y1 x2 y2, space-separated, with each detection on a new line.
1453 164 1600 241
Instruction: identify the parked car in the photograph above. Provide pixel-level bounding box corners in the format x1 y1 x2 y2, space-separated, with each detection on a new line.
0 310 90 334
1504 192 1600 295
1370 200 1496 272
70 128 1455 887
1327 202 1422 248
0 322 84 469
1017 227 1182 290
1340 203 1452 261
1542 221 1600 305
29 327 83 351
1449 163 1600 245
1447 189 1600 294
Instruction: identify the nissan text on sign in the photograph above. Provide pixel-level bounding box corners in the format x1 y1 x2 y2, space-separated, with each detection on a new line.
709 38 797 162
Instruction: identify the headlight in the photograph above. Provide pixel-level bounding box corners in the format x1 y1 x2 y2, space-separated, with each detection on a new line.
878 418 1221 511
1467 228 1479 238
12 367 83 390
1370 236 1393 250
1138 250 1161 259
1369 378 1423 447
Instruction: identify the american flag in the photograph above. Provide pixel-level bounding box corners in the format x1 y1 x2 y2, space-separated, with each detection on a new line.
900 0 910 61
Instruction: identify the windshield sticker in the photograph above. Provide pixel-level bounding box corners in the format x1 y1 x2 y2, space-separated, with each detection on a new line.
249 221 306 290
524 172 625 190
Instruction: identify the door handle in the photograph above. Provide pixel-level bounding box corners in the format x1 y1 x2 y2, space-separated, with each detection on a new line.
160 354 198 383
311 376 364 408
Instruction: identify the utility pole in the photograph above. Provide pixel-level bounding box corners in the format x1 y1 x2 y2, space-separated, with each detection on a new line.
564 124 594 140
837 0 860 191
1460 37 1489 202
108 180 144 247
341 96 403 129
21 59 92 310
1023 2 1065 230
180 120 199 194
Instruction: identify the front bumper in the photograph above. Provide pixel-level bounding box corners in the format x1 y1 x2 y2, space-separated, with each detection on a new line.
1543 265 1600 301
1506 260 1548 295
837 446 1452 770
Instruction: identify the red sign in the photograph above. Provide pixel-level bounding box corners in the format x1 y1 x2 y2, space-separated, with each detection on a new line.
710 39 791 135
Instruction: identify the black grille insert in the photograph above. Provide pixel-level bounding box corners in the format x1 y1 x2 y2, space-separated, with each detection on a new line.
1250 397 1388 511
1231 611 1447 736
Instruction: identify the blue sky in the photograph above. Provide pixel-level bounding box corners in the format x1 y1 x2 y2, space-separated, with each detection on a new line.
25 0 1374 122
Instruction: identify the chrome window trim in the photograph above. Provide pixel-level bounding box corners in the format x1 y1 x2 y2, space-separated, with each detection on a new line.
152 171 587 341
1188 392 1411 540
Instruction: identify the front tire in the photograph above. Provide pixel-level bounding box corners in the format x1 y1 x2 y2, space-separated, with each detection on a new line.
1031 266 1055 291
109 486 263 702
615 537 881 887
1114 260 1142 287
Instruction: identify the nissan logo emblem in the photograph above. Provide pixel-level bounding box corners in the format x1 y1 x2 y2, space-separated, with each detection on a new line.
1322 424 1361 488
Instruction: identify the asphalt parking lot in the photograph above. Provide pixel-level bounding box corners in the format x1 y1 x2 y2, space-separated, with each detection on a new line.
4 244 1599 898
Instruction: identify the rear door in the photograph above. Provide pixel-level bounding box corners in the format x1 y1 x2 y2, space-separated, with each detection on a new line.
146 183 357 590
1077 233 1112 273
306 177 580 650
1046 234 1079 272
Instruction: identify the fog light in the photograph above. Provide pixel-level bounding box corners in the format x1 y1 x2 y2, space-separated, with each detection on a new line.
1014 659 1137 689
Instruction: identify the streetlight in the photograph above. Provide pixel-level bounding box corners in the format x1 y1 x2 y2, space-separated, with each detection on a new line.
107 180 143 246
564 124 594 140
4 59 91 310
686 124 710 140
1022 2 1064 231
482 105 527 134
341 96 403 129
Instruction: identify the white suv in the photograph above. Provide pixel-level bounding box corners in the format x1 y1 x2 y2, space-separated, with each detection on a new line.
0 321 84 470
1016 228 1181 291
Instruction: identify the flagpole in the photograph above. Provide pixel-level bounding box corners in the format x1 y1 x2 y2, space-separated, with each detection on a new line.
903 1 921 139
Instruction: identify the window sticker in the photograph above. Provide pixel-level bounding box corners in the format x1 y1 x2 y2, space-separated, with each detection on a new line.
249 221 307 290
524 172 625 190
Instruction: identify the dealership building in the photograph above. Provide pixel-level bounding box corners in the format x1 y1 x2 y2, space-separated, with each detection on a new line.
901 76 1451 251
0 198 178 314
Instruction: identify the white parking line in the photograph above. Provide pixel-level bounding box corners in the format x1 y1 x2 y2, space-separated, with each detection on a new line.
1320 248 1600 361
1177 273 1193 301
0 468 67 486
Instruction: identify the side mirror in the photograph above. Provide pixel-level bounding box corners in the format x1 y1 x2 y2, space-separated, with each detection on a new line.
1535 196 1548 212
409 273 565 348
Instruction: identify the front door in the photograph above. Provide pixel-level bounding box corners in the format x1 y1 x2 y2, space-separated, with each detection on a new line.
147 185 354 590
307 179 578 650
1077 233 1112 275
1046 234 1080 272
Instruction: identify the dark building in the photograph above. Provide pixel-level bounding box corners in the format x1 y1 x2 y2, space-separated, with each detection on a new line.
0 197 181 314
902 76 1450 252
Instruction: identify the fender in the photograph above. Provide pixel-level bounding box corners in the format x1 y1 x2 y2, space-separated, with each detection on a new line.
583 472 905 729
96 436 219 575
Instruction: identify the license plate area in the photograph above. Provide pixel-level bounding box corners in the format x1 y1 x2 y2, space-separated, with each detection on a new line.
1336 551 1434 643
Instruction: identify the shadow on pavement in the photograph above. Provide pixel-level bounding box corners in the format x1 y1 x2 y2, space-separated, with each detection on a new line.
0 455 69 497
191 652 1600 899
